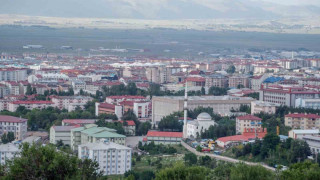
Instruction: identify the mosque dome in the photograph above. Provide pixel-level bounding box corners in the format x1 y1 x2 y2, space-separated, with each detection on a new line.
196 112 212 121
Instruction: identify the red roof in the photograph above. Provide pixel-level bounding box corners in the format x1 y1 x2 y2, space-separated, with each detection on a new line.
98 103 115 109
285 113 320 119
120 120 136 126
217 132 266 143
11 101 53 104
146 131 183 138
0 115 27 123
237 115 262 121
62 119 96 125
185 77 205 82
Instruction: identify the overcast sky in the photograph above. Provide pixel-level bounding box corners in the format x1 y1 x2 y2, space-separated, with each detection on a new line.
1 0 319 19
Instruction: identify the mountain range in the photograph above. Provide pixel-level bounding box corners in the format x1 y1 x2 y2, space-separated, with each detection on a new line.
1 0 320 20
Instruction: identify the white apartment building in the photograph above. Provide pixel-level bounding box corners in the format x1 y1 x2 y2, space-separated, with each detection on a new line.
78 140 132 175
0 68 28 81
0 115 27 140
133 102 150 118
250 74 269 91
288 129 319 139
0 143 20 165
260 86 320 107
50 126 77 146
251 101 280 115
3 81 20 95
8 100 54 112
295 98 320 109
302 135 320 154
51 96 93 110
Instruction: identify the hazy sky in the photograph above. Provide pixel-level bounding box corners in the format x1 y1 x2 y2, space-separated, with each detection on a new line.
1 0 319 19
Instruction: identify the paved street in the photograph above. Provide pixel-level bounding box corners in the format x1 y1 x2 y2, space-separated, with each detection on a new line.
181 141 275 171
126 136 144 148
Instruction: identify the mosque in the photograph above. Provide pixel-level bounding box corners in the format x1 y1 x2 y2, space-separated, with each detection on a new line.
186 112 216 139
183 81 216 139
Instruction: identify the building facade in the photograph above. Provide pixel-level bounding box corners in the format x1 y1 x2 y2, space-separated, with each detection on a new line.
0 115 27 140
78 140 132 175
236 115 262 134
152 95 254 126
285 113 320 130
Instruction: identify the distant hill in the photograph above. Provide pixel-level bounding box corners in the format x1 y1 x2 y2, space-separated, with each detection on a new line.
1 0 320 20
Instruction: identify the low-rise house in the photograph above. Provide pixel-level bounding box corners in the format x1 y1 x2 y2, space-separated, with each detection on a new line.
146 131 183 145
120 120 136 136
216 128 267 148
288 129 319 139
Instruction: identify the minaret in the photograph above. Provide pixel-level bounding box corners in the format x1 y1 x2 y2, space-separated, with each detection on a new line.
183 81 188 139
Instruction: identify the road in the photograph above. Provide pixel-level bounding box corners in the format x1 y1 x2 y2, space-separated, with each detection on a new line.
181 141 276 171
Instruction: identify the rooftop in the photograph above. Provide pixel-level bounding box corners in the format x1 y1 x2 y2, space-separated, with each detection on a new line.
0 115 27 123
147 131 183 138
237 115 262 121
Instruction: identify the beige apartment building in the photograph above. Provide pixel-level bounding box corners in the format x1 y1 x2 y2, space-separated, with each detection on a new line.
251 101 280 115
228 75 250 88
285 113 320 130
236 115 262 134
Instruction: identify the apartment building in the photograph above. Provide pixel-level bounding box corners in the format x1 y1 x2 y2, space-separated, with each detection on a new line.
133 101 150 118
8 100 54 112
0 143 20 165
78 140 132 175
71 124 125 151
51 96 93 110
0 115 27 140
0 68 28 81
205 74 228 88
295 98 320 109
285 113 320 130
236 115 262 134
50 126 78 146
251 101 280 115
228 75 250 88
260 86 320 107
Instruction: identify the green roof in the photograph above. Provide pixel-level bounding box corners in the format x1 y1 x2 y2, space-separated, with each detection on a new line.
91 131 126 138
71 127 85 132
81 127 117 135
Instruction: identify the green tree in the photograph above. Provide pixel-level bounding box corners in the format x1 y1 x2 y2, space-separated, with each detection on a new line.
5 143 102 179
227 65 236 74
155 162 211 180
230 163 274 180
32 87 37 94
184 153 197 166
280 161 320 180
1 133 8 144
7 132 15 143
208 86 229 96
25 84 33 95
201 86 205 95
